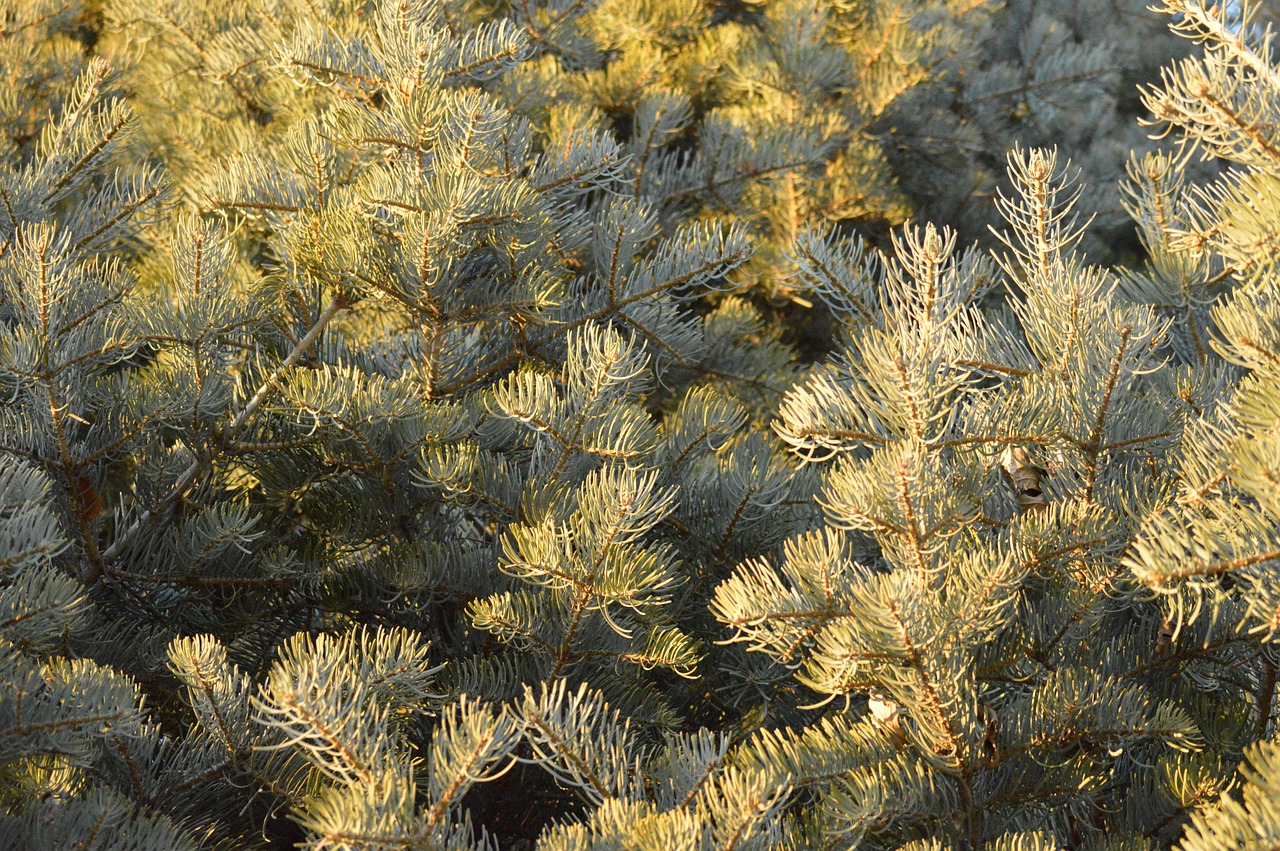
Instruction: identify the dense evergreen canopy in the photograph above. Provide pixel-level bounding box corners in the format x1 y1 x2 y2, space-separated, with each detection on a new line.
1 0 1279 849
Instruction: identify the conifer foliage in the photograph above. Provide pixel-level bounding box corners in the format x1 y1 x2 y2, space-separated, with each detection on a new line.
1 0 1278 849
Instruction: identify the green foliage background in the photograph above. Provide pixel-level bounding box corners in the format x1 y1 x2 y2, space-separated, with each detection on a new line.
1 0 1279 848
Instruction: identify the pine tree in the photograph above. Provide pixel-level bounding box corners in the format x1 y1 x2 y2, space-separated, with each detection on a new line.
1 0 1278 849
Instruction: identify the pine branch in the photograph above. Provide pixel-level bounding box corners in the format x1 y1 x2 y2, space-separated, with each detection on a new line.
97 296 345 574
